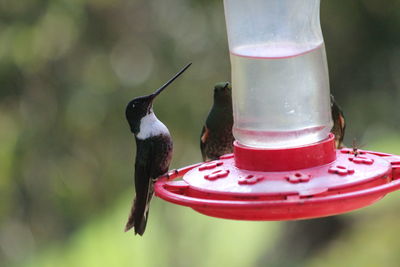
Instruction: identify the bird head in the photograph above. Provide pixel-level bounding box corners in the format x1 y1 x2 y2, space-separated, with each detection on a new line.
213 82 232 104
125 63 191 134
125 94 156 134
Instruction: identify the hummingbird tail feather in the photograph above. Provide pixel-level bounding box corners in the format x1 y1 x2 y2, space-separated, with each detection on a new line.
124 197 149 235
124 199 137 232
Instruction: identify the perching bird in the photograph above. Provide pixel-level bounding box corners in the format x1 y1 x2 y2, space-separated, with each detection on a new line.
200 82 234 161
331 94 346 148
125 63 191 235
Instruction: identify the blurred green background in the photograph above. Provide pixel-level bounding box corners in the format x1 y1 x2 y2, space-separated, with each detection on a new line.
0 0 400 266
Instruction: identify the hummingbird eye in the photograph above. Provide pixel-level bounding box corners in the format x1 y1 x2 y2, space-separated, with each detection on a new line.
132 103 135 108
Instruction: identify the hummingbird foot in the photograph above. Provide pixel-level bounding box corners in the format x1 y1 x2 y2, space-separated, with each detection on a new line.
164 169 179 180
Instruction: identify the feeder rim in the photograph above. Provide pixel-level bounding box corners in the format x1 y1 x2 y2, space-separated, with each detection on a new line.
155 175 400 209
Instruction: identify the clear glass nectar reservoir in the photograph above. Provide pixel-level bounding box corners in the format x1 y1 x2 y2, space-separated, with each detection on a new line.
224 0 332 148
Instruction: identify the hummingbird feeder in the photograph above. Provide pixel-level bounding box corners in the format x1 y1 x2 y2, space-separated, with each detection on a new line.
155 0 400 220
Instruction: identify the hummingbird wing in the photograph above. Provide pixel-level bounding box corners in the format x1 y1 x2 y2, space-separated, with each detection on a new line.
330 96 346 148
125 139 155 235
200 125 210 161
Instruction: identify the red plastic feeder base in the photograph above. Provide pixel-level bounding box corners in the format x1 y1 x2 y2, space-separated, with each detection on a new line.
155 134 400 221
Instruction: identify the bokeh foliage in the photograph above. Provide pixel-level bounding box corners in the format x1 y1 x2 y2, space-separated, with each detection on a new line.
0 0 399 266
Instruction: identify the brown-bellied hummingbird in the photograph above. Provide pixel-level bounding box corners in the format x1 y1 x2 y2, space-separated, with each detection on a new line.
330 94 346 148
200 82 235 161
124 63 191 235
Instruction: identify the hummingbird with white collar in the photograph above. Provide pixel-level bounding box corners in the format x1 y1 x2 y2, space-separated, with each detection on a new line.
124 63 191 235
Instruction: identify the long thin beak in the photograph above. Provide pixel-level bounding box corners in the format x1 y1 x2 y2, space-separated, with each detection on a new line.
149 62 192 100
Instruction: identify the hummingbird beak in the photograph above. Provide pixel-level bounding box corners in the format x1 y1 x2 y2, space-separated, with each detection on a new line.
149 62 192 101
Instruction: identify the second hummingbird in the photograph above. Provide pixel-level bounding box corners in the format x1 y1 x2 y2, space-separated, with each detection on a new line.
200 82 235 161
330 94 346 148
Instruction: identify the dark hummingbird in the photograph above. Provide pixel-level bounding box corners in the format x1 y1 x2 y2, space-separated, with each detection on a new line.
330 94 346 148
125 63 191 235
200 82 235 161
